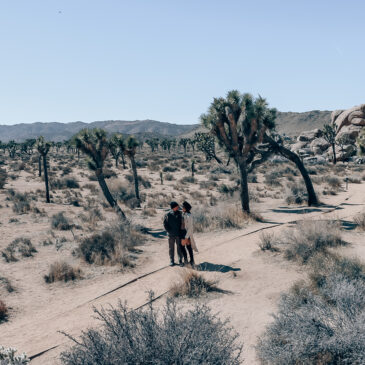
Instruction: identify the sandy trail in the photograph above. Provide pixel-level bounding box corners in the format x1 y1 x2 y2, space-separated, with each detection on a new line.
1 183 365 364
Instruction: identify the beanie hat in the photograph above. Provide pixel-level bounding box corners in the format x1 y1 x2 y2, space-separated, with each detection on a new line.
170 201 179 209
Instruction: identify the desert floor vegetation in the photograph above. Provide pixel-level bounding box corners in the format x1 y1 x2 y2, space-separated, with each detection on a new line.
0 131 363 365
60 296 242 365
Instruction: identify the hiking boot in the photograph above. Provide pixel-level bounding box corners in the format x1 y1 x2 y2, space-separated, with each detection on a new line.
179 260 184 267
190 260 195 268
170 261 175 267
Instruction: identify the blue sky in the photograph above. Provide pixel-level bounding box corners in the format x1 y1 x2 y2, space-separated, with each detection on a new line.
0 0 364 125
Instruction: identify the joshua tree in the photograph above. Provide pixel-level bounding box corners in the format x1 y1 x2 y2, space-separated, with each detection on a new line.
201 91 276 212
75 129 126 219
322 122 337 164
108 133 125 168
191 160 195 177
36 136 51 203
160 139 172 153
189 138 196 154
194 132 222 164
20 139 36 155
160 171 163 185
179 138 189 154
146 138 159 152
7 140 18 158
124 136 141 207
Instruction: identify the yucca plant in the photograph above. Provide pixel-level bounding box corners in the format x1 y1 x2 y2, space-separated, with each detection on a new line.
124 136 140 207
75 129 126 219
36 136 51 203
322 122 337 164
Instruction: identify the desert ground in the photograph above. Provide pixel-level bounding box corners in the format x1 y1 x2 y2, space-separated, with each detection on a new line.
0 145 364 364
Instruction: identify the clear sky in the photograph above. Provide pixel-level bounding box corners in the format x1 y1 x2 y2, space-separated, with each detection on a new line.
0 0 364 125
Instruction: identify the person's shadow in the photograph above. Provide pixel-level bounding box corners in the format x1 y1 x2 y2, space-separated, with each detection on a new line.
196 262 241 273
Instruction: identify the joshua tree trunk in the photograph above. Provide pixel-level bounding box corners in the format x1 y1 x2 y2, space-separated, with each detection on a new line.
265 135 318 206
115 157 118 167
130 156 140 207
38 155 42 177
95 168 126 219
42 154 50 203
121 153 126 169
191 161 195 177
331 143 337 164
238 158 250 213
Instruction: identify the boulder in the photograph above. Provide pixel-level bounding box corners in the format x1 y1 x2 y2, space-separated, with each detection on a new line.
333 104 365 133
350 118 365 126
297 148 313 156
331 109 344 123
348 110 365 121
304 155 326 165
297 128 323 142
290 141 308 152
310 137 330 153
336 125 363 141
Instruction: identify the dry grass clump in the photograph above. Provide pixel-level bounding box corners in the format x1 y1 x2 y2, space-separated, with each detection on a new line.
282 221 346 264
170 270 221 298
8 191 32 214
79 223 143 267
0 276 15 293
60 296 242 365
257 253 365 365
0 300 8 322
2 238 37 262
264 171 282 187
324 175 342 190
44 261 83 283
194 205 261 233
51 212 73 230
284 183 307 205
354 211 365 231
258 232 279 252
51 177 80 190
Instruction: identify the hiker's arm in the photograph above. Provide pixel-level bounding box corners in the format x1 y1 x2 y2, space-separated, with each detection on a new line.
163 215 170 233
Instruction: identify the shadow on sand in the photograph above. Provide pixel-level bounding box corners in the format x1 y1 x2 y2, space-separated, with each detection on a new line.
196 262 241 273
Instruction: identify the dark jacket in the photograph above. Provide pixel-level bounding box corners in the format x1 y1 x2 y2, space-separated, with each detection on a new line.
163 209 182 237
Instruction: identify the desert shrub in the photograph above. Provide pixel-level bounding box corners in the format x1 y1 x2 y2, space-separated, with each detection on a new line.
79 223 143 266
257 254 365 365
347 174 362 184
284 183 307 205
247 173 258 183
162 165 178 172
211 166 233 174
170 270 221 298
51 177 80 190
2 238 37 262
0 168 7 189
142 207 157 217
51 212 72 230
44 261 83 283
258 232 278 251
283 221 345 264
165 173 174 181
324 175 342 190
194 205 260 232
8 192 32 214
264 171 282 186
354 211 365 231
61 166 72 176
60 297 242 365
199 180 217 189
109 181 143 208
218 184 237 196
0 345 29 363
179 176 196 184
125 174 151 188
0 276 15 293
103 168 117 179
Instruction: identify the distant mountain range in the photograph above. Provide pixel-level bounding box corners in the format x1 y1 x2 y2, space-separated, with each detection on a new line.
0 111 332 142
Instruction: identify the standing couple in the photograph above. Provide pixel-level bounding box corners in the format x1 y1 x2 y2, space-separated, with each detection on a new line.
163 201 198 267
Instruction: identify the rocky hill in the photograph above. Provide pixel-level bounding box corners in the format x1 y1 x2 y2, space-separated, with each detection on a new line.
0 120 199 142
0 110 332 142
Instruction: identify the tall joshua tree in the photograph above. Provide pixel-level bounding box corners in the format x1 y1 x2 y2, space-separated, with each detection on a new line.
201 91 276 212
75 129 126 220
36 136 51 203
124 136 141 207
194 132 222 164
322 122 337 164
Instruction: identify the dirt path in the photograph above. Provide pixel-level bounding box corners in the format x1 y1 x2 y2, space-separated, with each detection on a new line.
1 183 365 364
